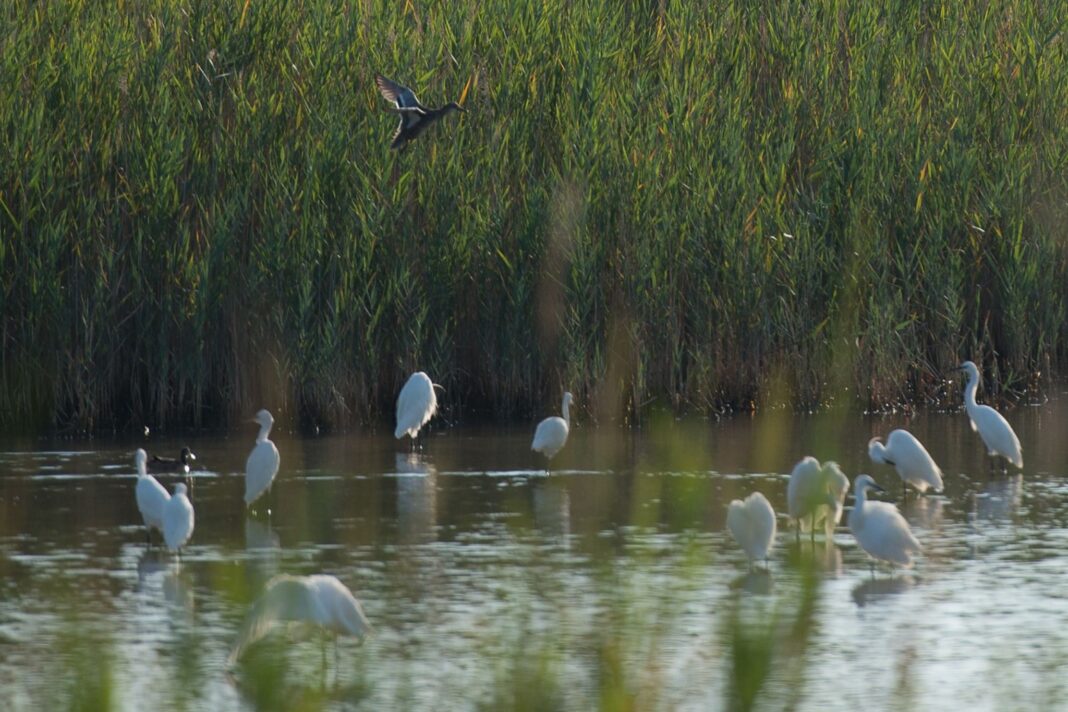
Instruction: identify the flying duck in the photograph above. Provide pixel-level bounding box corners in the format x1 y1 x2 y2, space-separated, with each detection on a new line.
375 74 465 150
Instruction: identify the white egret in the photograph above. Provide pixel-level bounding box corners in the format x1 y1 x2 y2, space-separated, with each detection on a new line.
228 574 373 665
957 361 1023 470
726 491 776 568
395 371 439 448
134 448 170 543
849 474 922 569
163 483 195 553
868 429 944 496
531 391 574 474
787 457 849 541
245 409 281 508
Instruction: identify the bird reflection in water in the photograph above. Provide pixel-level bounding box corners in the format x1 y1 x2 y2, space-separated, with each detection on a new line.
531 479 571 544
902 495 944 531
135 548 195 619
785 536 843 576
852 575 915 607
245 516 281 551
395 453 438 545
972 474 1023 522
729 570 773 595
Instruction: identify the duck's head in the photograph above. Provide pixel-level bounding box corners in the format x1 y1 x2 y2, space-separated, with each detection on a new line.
180 447 197 463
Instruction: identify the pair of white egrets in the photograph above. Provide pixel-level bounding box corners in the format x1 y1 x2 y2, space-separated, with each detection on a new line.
134 449 194 553
728 360 1023 570
394 370 575 473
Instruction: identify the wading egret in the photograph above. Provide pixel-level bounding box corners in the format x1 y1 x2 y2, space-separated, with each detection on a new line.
787 457 849 541
149 447 197 474
868 429 944 496
134 448 170 543
228 574 372 666
395 371 439 448
531 391 574 474
849 474 922 569
163 483 195 553
726 491 777 568
245 409 281 508
375 74 465 150
957 361 1023 470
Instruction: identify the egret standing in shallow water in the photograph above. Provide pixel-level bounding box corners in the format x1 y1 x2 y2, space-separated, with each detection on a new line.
245 409 280 509
531 391 574 474
163 483 195 554
134 449 170 544
849 474 922 570
787 457 849 542
228 574 372 666
957 361 1023 471
395 371 439 450
727 492 776 569
868 429 944 497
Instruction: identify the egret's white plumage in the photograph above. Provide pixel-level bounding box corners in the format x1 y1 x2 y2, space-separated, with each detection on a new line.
395 371 438 441
531 391 574 471
228 574 372 665
787 457 849 539
245 409 280 507
163 483 195 552
727 492 776 565
848 474 922 568
134 448 170 536
958 361 1023 469
868 429 944 494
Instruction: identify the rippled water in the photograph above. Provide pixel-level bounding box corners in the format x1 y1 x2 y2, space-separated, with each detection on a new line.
2 399 1068 711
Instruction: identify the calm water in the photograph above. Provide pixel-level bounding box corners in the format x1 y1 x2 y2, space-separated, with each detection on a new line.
2 398 1068 711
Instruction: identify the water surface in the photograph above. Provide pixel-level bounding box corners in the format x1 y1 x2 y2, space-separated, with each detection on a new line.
2 399 1068 711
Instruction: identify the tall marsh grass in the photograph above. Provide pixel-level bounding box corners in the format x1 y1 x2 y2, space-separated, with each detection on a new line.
2 0 1067 430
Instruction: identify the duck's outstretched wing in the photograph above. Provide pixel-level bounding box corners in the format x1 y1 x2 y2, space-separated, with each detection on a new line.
375 74 424 111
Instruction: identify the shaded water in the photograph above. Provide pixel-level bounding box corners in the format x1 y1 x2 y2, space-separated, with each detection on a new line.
2 398 1068 710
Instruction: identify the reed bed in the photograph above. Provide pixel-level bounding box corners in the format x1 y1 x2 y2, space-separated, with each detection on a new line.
2 0 1067 431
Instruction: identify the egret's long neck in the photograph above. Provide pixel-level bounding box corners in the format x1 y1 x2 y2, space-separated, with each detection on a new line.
137 460 147 477
964 372 979 411
853 485 868 514
561 398 570 427
257 421 273 443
